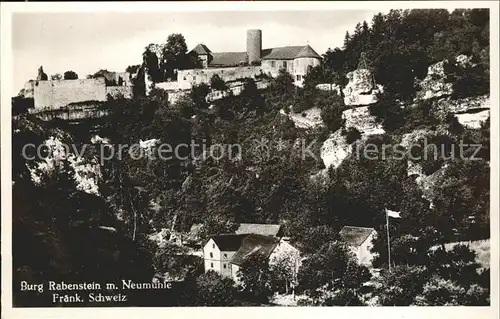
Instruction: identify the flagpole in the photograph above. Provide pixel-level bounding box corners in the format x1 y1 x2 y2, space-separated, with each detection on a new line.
386 210 391 272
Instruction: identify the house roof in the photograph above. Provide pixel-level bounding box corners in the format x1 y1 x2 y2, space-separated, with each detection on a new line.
230 234 280 266
261 45 321 60
211 234 247 251
339 226 375 247
261 46 304 60
209 52 248 67
191 43 211 55
235 223 282 237
294 45 322 59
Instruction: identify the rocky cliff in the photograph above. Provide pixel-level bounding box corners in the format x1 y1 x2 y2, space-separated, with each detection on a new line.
342 69 383 106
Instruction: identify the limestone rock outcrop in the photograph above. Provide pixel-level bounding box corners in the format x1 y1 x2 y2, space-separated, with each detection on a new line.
432 94 490 129
416 61 453 100
26 136 102 195
320 106 385 169
416 54 476 101
280 106 323 129
320 130 351 169
342 69 383 106
342 106 385 136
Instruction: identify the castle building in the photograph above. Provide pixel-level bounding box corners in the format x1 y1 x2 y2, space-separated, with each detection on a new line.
147 28 321 95
187 29 322 87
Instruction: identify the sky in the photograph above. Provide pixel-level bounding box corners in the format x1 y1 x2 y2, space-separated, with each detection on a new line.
12 10 382 96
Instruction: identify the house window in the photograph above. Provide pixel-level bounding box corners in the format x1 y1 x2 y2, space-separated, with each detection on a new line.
296 75 302 81
183 76 186 80
271 61 276 68
210 252 213 258
224 253 227 258
223 264 227 269
211 263 214 268
193 76 196 81
283 61 287 68
213 244 215 249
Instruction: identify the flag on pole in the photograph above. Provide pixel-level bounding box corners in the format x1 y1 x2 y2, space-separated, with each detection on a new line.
386 209 401 219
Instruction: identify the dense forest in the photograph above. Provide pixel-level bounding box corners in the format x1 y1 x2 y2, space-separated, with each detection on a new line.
12 9 490 306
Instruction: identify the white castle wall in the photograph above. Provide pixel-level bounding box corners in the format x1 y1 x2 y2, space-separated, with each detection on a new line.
176 66 264 90
34 78 107 110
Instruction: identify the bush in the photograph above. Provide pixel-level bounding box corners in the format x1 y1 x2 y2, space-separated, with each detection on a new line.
210 74 228 91
190 83 210 109
343 127 362 144
375 265 429 306
414 276 466 305
195 271 238 306
63 70 78 80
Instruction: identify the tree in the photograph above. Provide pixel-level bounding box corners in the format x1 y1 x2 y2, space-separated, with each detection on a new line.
126 65 141 74
195 271 239 306
51 73 62 80
300 225 340 255
426 244 483 288
269 248 301 295
298 241 370 303
153 242 203 280
190 83 211 110
143 44 162 83
63 71 78 80
266 68 295 111
319 91 346 132
375 265 429 306
160 33 201 80
414 276 466 306
237 254 273 303
210 74 228 91
343 127 362 144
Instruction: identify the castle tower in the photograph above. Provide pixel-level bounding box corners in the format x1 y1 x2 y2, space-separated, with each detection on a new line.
246 29 262 65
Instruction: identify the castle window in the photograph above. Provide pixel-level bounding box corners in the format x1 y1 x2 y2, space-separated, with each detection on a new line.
271 61 276 68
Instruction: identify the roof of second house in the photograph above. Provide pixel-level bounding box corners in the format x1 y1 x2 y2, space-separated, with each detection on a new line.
230 234 280 266
339 226 376 247
261 45 321 60
235 223 282 237
209 52 248 67
211 234 247 251
294 44 322 59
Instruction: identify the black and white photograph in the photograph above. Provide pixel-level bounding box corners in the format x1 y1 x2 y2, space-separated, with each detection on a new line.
1 1 499 315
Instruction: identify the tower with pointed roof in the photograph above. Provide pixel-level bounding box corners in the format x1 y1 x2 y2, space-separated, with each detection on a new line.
190 43 212 68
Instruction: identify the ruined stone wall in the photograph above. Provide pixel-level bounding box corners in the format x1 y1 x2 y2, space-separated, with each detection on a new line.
112 72 133 86
156 81 180 91
34 78 107 110
176 66 263 90
106 86 134 99
206 80 269 102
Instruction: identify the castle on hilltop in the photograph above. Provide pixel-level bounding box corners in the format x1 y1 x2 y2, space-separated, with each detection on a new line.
148 29 322 97
19 29 322 112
